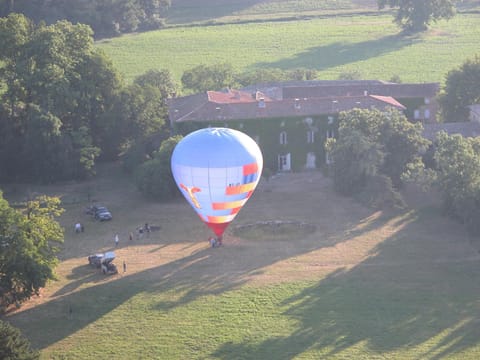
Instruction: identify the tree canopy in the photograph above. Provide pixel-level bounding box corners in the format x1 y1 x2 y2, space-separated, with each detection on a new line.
134 135 182 200
0 320 39 360
0 14 174 183
327 108 429 208
0 0 171 38
0 191 64 311
433 131 480 234
439 55 480 122
378 0 457 32
0 14 122 182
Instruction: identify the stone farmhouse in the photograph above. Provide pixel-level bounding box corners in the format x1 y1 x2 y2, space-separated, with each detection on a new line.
167 80 440 172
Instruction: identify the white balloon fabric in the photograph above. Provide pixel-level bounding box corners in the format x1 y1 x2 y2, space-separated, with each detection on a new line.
171 128 263 237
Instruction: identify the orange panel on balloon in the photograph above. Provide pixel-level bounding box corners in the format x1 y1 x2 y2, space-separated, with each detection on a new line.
207 214 236 224
212 199 247 210
225 182 257 195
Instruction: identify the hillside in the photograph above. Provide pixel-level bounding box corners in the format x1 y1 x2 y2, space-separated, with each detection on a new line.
97 12 480 85
165 0 380 25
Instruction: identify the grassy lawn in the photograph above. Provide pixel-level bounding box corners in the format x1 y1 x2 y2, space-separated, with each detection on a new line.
97 13 480 85
4 165 480 359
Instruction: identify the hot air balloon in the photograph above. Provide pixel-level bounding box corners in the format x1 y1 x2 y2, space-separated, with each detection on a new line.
171 128 263 239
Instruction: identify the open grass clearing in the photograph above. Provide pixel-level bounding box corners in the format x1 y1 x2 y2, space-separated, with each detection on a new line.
97 13 480 85
3 164 480 359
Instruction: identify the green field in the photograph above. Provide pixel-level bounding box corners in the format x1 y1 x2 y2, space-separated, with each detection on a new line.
97 13 480 85
4 166 480 359
165 0 379 26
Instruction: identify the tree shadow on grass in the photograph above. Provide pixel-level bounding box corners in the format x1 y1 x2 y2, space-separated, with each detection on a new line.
167 0 348 25
5 199 381 351
8 174 480 358
212 210 480 359
253 34 419 72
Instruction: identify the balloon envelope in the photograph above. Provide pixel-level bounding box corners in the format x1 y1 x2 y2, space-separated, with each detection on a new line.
171 128 263 237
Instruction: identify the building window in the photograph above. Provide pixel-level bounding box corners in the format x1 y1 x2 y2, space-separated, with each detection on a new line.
424 109 430 119
307 130 315 143
414 110 420 119
326 129 334 139
280 131 287 145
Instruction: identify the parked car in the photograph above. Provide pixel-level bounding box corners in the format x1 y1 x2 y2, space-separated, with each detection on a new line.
88 253 105 268
87 251 118 275
86 205 112 221
95 209 112 221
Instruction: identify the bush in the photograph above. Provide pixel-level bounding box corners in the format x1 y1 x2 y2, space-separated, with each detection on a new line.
0 320 39 360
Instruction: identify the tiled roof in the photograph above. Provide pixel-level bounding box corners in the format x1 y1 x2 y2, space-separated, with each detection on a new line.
369 95 406 110
168 80 439 124
207 89 272 104
282 82 439 99
170 94 406 123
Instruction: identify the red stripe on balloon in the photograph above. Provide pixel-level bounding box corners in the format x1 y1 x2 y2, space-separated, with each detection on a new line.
230 207 241 215
243 162 258 176
206 222 230 237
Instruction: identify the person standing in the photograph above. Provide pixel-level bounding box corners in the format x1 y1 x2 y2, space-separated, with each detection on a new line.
114 233 119 247
123 261 126 273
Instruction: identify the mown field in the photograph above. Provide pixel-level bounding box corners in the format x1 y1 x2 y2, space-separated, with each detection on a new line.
97 5 480 85
4 165 480 359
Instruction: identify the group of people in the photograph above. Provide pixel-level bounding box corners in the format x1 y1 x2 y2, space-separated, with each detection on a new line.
209 235 223 248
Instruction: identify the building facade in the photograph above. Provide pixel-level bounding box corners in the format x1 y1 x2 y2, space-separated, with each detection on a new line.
168 80 440 172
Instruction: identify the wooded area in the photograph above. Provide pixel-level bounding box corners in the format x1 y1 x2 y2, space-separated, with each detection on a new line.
0 0 171 38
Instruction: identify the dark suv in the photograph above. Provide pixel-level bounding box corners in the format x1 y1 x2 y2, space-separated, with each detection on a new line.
86 205 112 221
94 207 112 221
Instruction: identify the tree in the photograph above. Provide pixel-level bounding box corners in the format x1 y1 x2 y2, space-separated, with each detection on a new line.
181 63 235 93
0 320 39 359
0 192 64 310
378 0 457 32
328 108 428 208
134 136 182 200
337 69 362 80
329 125 384 196
134 69 178 99
236 68 293 87
115 84 168 146
0 0 171 38
0 14 123 182
433 131 480 234
439 55 480 122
